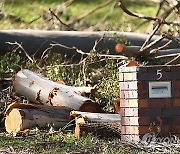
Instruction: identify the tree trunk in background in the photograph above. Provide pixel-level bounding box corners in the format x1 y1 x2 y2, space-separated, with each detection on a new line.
0 30 179 58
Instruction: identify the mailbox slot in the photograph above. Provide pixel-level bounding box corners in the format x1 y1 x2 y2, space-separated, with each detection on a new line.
149 81 171 98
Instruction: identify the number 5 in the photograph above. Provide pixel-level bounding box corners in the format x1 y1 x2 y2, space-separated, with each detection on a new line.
157 69 162 80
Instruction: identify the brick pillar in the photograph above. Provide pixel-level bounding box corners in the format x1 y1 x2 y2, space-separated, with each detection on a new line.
119 65 180 142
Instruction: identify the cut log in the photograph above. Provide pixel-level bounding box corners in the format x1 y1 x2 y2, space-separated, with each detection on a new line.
115 44 180 56
71 111 121 138
0 30 179 58
115 44 141 56
12 69 103 112
5 102 72 133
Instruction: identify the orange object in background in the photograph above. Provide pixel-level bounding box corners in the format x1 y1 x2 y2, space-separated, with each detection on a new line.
115 43 123 53
127 60 139 66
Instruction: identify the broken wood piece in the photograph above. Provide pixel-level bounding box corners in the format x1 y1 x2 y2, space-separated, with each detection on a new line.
13 69 102 112
5 103 72 133
75 121 121 138
70 111 121 123
71 111 121 138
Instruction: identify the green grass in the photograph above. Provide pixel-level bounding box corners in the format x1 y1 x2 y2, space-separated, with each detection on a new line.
0 131 143 153
0 0 158 31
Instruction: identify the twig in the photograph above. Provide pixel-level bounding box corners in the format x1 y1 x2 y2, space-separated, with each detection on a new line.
155 53 180 59
6 42 34 63
33 40 48 58
139 35 165 54
140 23 162 52
50 42 128 60
40 46 53 60
92 34 106 52
164 34 180 44
67 0 113 25
118 0 180 26
165 53 180 65
49 8 75 30
29 16 41 24
150 40 172 54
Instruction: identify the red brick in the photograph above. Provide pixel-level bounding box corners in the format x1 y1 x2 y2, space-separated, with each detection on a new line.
120 90 138 99
120 91 126 99
172 89 180 97
132 72 138 81
128 99 138 107
138 99 148 108
171 125 180 133
138 67 148 73
172 80 180 88
124 108 138 117
137 81 148 92
139 126 158 135
120 82 129 90
138 92 147 99
173 117 180 124
120 81 138 90
121 117 139 126
121 117 130 125
125 126 138 134
148 99 172 108
121 126 126 134
161 125 171 134
139 108 161 116
124 73 137 81
147 66 171 73
161 108 180 116
130 117 139 125
172 98 180 107
139 117 151 125
120 99 129 108
124 73 133 81
128 91 138 99
129 81 138 90
120 108 125 117
161 117 173 125
171 66 180 71
119 72 124 81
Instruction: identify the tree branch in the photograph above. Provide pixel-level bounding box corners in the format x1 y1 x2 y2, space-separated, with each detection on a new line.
118 0 180 26
49 8 75 30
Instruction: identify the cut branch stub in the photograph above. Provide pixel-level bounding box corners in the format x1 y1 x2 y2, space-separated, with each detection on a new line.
12 69 102 112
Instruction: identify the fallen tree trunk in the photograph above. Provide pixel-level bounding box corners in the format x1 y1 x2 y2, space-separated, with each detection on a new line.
13 69 103 112
0 30 179 58
70 111 121 138
5 103 72 133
